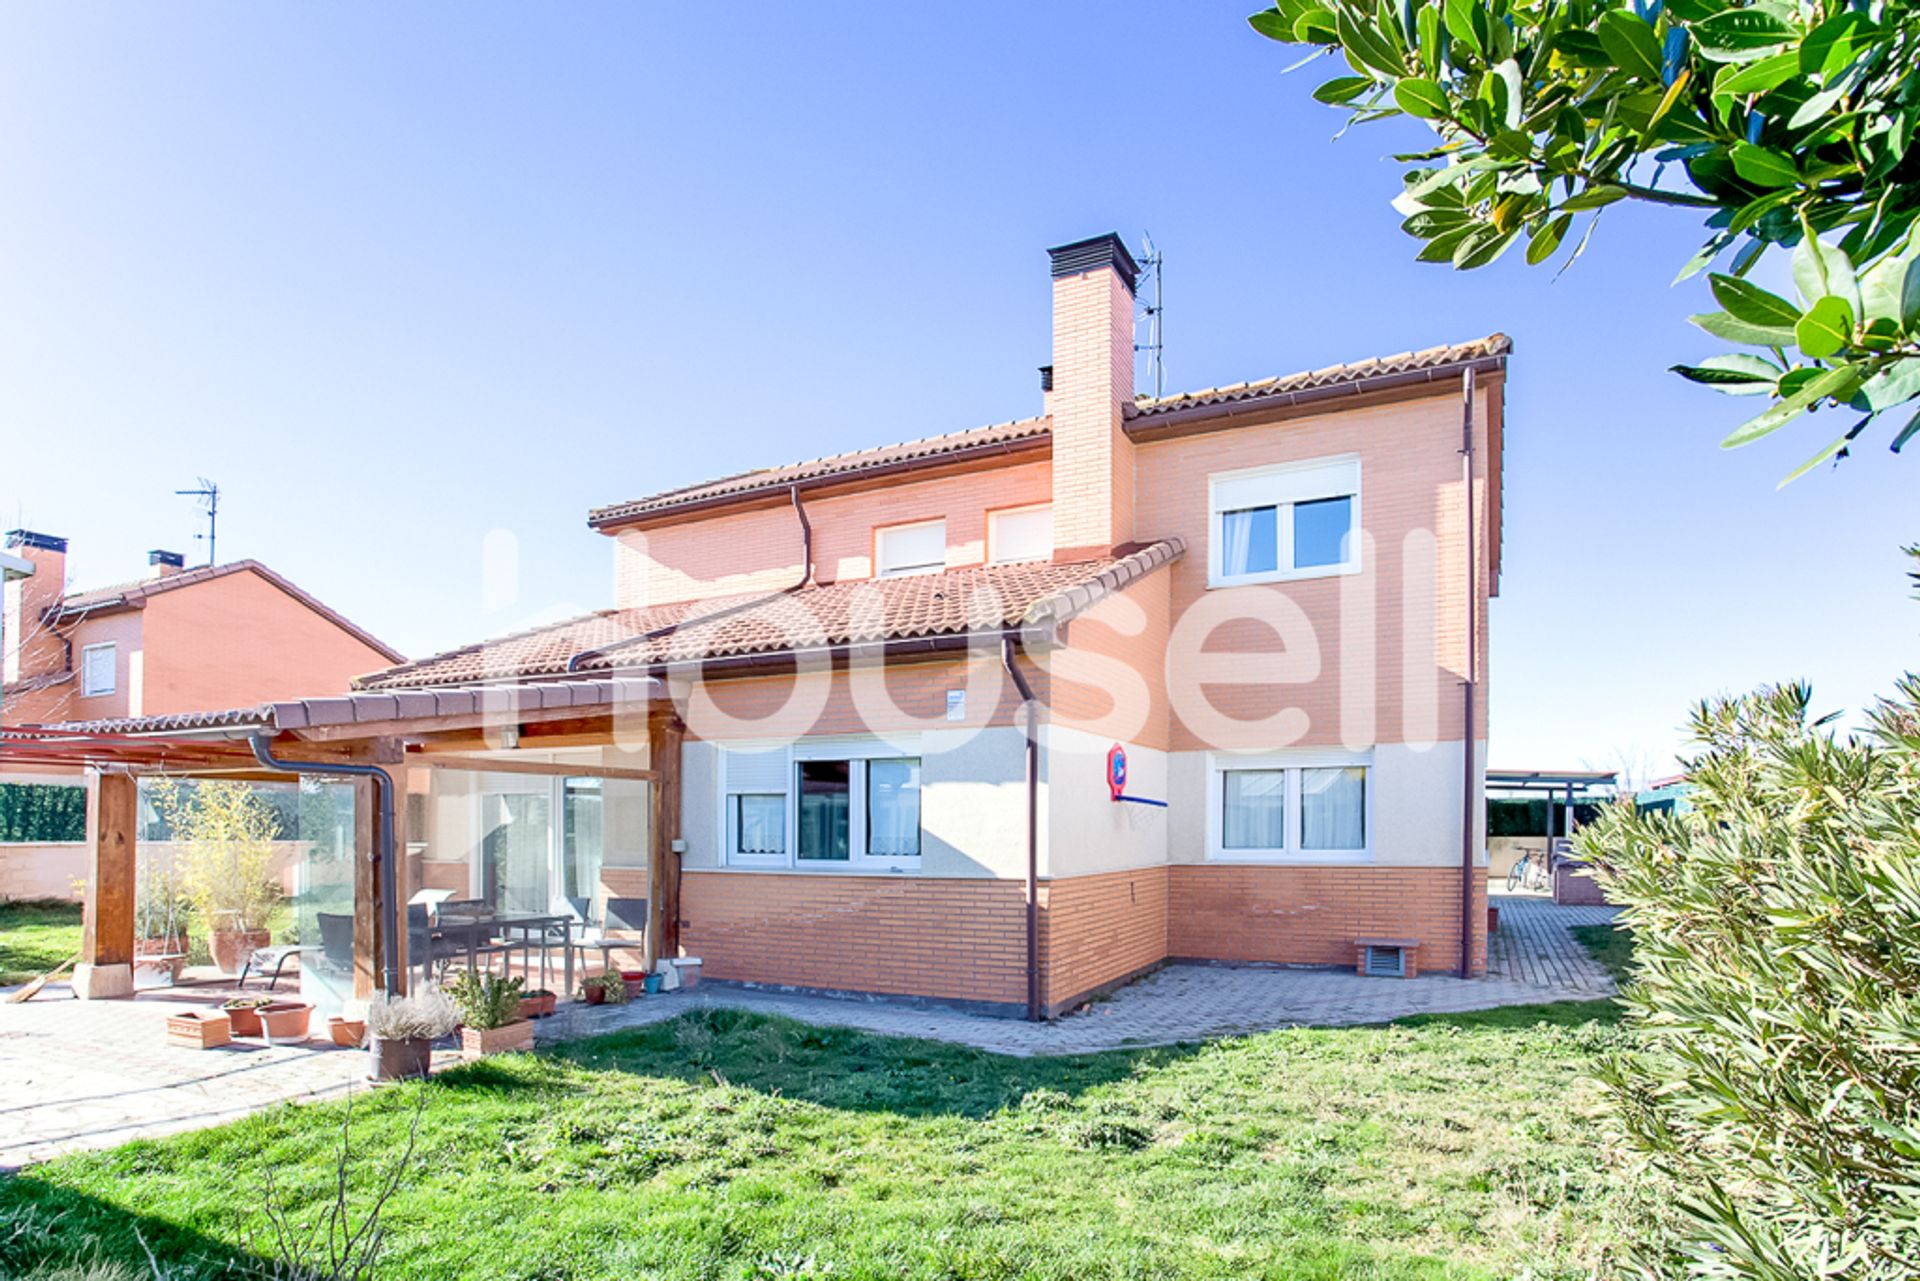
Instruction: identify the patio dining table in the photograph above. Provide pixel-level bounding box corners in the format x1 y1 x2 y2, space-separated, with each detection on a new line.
420 911 575 998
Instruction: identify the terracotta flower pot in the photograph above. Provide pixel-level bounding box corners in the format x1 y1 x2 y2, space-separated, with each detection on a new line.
621 970 648 1000
136 934 189 958
328 1016 366 1048
582 986 606 1006
259 1002 313 1044
1487 905 1501 935
461 1020 535 1059
370 1035 434 1081
166 1011 231 1050
211 928 271 976
223 1002 270 1037
518 992 557 1020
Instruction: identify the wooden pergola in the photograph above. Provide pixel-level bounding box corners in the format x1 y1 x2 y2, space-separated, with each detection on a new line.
0 678 683 1001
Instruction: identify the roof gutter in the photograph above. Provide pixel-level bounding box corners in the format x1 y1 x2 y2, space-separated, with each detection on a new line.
1458 367 1480 980
1125 355 1508 439
250 734 403 1000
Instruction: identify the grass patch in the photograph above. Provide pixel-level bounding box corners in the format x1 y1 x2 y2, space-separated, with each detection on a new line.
2 1005 1660 1280
1571 922 1635 985
0 897 82 985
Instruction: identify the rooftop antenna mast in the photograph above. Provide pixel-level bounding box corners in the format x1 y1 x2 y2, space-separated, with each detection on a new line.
1135 232 1165 401
176 478 220 567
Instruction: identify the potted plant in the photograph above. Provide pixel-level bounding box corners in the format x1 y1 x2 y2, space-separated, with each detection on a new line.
366 987 458 1081
222 996 274 1037
259 1001 314 1044
577 972 628 1006
327 1015 367 1047
620 969 649 1000
449 971 532 1058
150 779 284 976
518 988 558 1020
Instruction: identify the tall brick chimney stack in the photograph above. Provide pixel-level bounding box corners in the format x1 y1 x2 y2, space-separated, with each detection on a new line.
3 530 67 689
1046 234 1139 561
147 549 186 579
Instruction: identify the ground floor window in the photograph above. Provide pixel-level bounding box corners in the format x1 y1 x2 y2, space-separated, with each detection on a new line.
722 742 921 868
1210 752 1370 861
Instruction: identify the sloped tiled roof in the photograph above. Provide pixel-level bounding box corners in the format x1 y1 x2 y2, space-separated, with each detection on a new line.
48 560 405 663
1130 334 1511 418
357 540 1184 690
588 417 1051 528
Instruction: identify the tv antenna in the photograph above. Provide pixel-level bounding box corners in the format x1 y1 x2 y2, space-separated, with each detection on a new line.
1135 232 1165 401
175 478 220 566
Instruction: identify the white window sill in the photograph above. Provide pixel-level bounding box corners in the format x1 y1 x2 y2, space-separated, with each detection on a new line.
1208 561 1360 590
722 860 923 875
1207 850 1374 866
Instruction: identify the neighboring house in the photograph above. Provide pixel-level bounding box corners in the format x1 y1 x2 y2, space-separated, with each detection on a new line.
24 232 1507 1016
2 533 404 727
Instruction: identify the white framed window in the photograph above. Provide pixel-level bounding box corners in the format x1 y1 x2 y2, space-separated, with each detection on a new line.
719 740 922 869
1207 750 1371 862
875 519 946 577
80 642 116 697
1208 455 1361 587
988 504 1052 564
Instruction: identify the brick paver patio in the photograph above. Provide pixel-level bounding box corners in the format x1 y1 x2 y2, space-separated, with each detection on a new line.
1 894 1620 1168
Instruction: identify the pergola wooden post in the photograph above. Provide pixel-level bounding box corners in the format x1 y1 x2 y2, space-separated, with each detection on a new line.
648 710 684 966
74 770 137 999
350 742 411 1000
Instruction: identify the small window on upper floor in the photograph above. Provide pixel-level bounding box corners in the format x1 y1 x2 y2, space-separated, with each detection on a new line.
80 642 116 697
988 504 1052 565
1208 455 1361 587
875 518 947 578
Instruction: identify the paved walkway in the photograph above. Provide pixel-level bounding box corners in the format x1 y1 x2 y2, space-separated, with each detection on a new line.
2 895 1619 1167
539 895 1623 1057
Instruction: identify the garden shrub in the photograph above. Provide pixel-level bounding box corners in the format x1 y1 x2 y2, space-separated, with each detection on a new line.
1583 678 1920 1279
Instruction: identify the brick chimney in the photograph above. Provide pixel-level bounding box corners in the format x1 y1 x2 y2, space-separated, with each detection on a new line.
3 530 67 688
147 549 185 579
1047 234 1138 561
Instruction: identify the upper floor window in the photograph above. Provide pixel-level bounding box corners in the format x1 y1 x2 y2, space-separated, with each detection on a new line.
875 519 946 578
988 504 1052 564
1208 455 1360 587
80 642 116 697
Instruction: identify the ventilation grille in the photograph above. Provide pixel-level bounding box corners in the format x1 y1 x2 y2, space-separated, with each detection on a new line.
1363 944 1406 978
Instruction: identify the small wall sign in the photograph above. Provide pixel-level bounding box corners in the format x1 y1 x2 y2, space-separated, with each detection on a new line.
1107 743 1127 801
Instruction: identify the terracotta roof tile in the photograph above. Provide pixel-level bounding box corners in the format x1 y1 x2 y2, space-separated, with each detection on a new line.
586 417 1050 528
1129 334 1511 418
356 541 1184 690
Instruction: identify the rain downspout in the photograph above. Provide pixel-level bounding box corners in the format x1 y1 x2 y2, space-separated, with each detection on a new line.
249 734 402 998
1458 367 1479 980
1000 634 1041 1021
566 484 814 673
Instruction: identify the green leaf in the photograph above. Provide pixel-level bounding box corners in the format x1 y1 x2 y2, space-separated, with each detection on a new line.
1691 9 1797 62
1401 208 1474 237
1248 9 1296 41
1800 11 1871 80
1792 237 1859 311
1891 405 1920 453
1490 59 1523 129
1777 427 1860 486
1525 214 1571 265
1855 358 1920 413
1335 4 1406 77
1795 295 1855 358
1313 75 1375 104
1712 51 1802 100
1597 10 1664 82
1442 0 1480 55
1295 9 1338 41
1415 224 1478 262
1709 273 1801 327
1721 365 1861 448
1671 353 1780 394
1858 249 1917 326
1394 77 1451 118
1561 184 1629 211
1452 224 1519 269
1691 310 1796 348
1904 258 1920 329
1729 144 1800 188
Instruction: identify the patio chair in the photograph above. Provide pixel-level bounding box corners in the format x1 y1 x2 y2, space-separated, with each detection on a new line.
316 912 354 975
434 900 531 982
570 898 649 980
238 943 309 992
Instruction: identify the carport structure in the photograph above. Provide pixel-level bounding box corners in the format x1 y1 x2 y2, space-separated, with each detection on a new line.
1485 768 1618 851
0 678 678 1003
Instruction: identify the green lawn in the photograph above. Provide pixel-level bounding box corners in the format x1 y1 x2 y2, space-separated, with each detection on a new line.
0 897 83 986
1 993 1661 1281
1570 922 1635 985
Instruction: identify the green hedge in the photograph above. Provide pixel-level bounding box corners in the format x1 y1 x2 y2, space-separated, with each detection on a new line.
0 783 88 843
1487 797 1605 837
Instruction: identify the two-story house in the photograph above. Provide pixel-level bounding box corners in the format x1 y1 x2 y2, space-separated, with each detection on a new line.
329 232 1505 1016
3 534 404 727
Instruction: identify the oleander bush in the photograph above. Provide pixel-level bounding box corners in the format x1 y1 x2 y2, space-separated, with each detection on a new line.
1583 676 1920 1279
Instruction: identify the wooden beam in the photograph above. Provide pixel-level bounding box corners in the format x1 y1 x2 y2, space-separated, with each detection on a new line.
411 753 657 782
291 706 652 745
648 711 684 962
352 775 381 999
82 772 137 969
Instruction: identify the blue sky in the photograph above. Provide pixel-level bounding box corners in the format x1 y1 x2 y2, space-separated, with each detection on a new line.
1 3 1910 778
